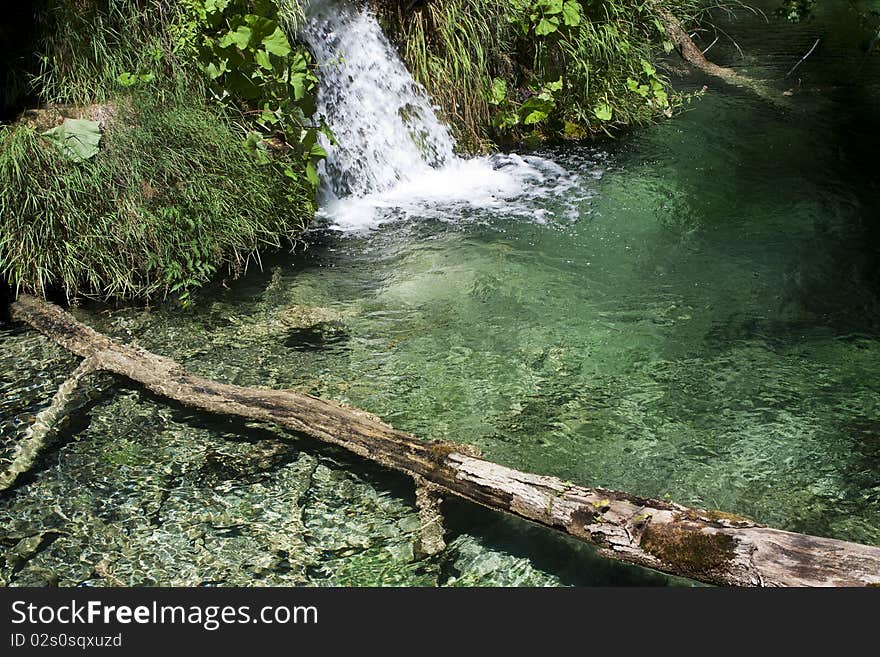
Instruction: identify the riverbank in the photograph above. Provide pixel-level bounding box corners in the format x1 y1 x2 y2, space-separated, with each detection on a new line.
0 0 698 302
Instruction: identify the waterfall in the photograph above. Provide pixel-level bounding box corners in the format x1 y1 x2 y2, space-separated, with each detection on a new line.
301 1 583 231
301 1 456 198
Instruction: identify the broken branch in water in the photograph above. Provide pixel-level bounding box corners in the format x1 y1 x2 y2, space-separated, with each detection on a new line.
0 355 98 491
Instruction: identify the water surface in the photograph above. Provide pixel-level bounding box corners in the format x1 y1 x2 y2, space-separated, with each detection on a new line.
1 4 878 586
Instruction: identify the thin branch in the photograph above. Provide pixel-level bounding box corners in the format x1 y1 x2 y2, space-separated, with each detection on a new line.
0 356 98 492
702 36 720 55
413 478 446 558
786 38 821 78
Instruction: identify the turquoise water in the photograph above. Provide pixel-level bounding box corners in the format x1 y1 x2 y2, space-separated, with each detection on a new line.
1 4 878 585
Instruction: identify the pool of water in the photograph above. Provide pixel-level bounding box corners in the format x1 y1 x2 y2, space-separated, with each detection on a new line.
1 4 878 586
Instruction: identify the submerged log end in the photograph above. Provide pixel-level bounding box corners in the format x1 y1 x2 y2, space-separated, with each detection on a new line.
0 356 99 493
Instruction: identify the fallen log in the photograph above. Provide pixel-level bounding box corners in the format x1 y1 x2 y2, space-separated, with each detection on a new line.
654 6 786 105
655 7 740 82
7 294 880 587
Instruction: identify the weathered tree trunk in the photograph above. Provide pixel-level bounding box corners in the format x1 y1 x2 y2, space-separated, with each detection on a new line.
655 7 740 81
654 6 782 105
7 294 880 587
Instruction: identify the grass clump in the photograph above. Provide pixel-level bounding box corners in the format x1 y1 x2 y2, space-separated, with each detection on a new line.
0 90 312 301
28 0 193 108
375 0 706 150
0 0 320 302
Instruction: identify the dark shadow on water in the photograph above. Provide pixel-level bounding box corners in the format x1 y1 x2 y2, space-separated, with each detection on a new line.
284 324 351 352
438 497 690 587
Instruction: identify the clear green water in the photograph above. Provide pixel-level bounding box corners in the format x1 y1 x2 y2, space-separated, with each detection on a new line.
1 5 879 586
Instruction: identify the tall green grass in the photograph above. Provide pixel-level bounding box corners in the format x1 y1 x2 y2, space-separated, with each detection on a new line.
0 89 312 300
379 0 515 149
376 0 707 149
0 0 316 301
29 0 192 107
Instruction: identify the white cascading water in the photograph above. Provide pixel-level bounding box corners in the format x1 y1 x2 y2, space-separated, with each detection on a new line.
301 0 584 231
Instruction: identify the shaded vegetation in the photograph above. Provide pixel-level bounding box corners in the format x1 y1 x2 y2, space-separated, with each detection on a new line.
0 90 312 299
776 0 879 51
374 0 705 149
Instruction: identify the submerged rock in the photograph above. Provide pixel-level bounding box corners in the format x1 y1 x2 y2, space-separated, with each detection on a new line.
275 304 344 329
217 304 346 345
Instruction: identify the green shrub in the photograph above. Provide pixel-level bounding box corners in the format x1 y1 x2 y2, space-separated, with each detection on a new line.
0 0 319 302
375 0 704 149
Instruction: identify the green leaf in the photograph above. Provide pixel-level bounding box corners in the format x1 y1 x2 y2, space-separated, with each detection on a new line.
254 48 272 71
492 110 519 130
640 59 657 78
627 77 649 97
539 0 564 13
205 0 230 15
244 15 278 44
594 102 612 121
41 118 101 162
252 0 279 17
243 131 270 165
561 1 581 27
219 25 252 50
519 96 555 124
262 27 292 57
522 109 549 124
535 17 559 36
305 162 319 187
204 61 223 79
117 72 138 87
320 123 338 145
489 78 507 105
289 71 307 100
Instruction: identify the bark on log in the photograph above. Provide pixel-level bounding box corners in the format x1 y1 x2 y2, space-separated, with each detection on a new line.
655 7 740 81
8 294 880 587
